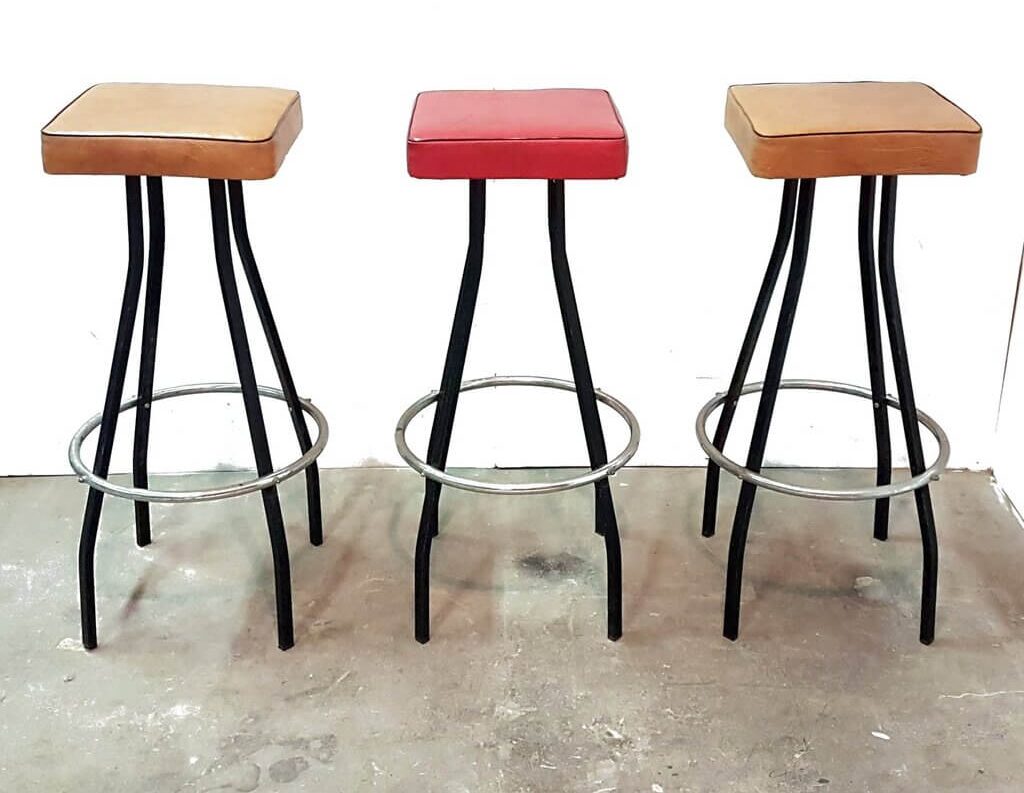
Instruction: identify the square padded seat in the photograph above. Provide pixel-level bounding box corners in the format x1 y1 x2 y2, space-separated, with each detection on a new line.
725 82 981 179
407 89 627 180
42 83 302 180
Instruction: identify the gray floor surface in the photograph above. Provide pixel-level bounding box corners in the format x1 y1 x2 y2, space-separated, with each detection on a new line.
1 468 1022 792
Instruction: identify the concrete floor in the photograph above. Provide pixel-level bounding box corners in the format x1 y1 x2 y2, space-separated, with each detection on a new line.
0 468 1023 791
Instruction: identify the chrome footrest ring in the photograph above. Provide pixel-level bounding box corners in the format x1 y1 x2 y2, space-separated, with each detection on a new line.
68 382 329 504
695 378 949 501
394 375 640 495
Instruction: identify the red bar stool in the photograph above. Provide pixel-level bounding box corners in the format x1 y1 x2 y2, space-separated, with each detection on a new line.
697 82 981 644
42 84 328 650
396 89 639 643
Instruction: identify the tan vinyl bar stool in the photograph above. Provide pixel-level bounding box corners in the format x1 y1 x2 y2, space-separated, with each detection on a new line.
697 82 981 645
42 83 328 651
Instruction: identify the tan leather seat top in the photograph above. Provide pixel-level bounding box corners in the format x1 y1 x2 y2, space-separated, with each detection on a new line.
42 83 303 180
725 82 981 179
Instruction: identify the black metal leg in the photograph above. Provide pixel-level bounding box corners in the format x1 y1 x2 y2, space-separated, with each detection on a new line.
227 180 323 547
209 179 294 651
78 176 145 650
857 176 893 541
132 177 165 547
415 179 486 643
548 179 622 641
724 178 817 641
875 175 939 646
702 179 799 538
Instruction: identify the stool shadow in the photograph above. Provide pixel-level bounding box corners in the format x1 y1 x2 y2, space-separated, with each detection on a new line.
114 507 231 625
289 469 375 640
431 545 498 638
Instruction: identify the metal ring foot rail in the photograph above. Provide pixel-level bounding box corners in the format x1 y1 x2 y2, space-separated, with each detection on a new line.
696 379 949 501
395 375 640 495
69 382 329 503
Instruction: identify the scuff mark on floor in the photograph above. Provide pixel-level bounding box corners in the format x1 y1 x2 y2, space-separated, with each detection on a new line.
940 690 1024 700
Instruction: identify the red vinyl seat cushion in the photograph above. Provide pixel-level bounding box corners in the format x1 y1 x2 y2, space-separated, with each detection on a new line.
407 89 628 180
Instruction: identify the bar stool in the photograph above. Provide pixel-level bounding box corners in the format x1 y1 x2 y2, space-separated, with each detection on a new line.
698 82 981 645
42 83 328 651
396 89 640 643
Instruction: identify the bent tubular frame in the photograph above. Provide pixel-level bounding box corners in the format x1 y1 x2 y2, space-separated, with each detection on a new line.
75 176 326 652
695 379 948 501
700 176 943 646
395 375 639 495
408 179 628 644
70 382 328 502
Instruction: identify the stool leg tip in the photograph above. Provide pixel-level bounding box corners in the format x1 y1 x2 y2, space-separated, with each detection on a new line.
873 502 890 542
277 629 295 652
135 507 151 547
81 620 98 651
309 518 324 547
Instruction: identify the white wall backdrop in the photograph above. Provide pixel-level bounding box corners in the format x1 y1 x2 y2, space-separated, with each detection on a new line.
995 259 1024 509
1 1 1020 477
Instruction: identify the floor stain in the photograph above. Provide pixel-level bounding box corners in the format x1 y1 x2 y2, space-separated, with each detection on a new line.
517 552 589 579
268 756 309 783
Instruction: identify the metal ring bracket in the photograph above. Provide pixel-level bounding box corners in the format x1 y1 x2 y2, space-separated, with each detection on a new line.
696 379 950 501
395 375 640 495
69 382 329 504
